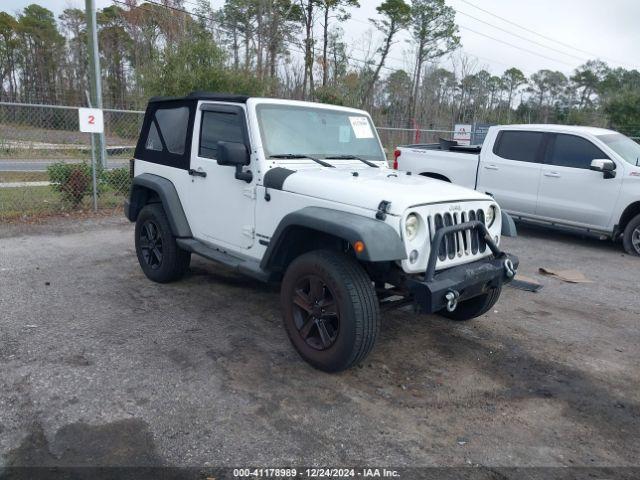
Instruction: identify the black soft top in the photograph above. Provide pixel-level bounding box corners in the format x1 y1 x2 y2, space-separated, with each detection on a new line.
148 91 250 104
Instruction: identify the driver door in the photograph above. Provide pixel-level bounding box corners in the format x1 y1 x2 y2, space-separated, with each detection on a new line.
186 103 255 249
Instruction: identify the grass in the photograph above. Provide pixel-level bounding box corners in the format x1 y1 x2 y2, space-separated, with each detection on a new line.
0 184 126 221
0 171 49 182
0 148 134 160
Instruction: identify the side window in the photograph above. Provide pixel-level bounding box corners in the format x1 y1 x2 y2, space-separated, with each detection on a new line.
493 131 545 163
145 122 163 151
199 110 245 159
145 106 189 155
547 134 609 169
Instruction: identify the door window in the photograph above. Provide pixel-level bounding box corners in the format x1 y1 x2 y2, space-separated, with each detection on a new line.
199 111 245 159
493 131 545 163
546 134 609 169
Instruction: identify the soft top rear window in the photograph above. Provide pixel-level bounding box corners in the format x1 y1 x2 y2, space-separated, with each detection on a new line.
135 100 196 170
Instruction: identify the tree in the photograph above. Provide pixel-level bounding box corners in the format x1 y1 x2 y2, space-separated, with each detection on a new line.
501 67 525 121
262 0 302 80
316 0 360 87
0 12 19 101
98 6 132 108
17 4 65 103
571 60 608 108
407 0 459 121
361 0 411 108
527 69 568 122
298 0 316 99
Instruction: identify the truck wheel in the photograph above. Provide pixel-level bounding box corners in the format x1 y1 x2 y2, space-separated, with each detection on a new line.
281 250 379 372
135 203 190 283
439 287 501 321
622 214 640 256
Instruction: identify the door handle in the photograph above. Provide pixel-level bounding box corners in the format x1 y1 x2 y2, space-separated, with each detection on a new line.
484 165 499 170
188 168 207 178
544 172 560 178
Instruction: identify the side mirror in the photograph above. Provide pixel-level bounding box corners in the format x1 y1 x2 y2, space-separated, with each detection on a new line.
590 159 616 179
217 141 252 183
217 141 249 166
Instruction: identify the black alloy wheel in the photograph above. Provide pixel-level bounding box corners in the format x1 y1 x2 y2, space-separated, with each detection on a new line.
292 275 340 350
280 250 380 372
139 220 163 270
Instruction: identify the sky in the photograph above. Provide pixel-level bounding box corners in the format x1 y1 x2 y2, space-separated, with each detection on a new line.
4 0 640 77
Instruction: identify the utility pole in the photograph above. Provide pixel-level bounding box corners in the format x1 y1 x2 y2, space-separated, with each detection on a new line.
85 0 106 169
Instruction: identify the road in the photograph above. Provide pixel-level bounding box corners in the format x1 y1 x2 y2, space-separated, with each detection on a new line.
0 159 129 172
0 216 638 473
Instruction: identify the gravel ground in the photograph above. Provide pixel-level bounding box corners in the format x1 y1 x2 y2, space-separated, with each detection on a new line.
0 215 638 472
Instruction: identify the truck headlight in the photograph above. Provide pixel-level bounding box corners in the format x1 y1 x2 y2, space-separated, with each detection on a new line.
485 206 497 228
405 214 420 241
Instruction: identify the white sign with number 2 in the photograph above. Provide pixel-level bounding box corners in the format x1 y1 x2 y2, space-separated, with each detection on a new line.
78 107 104 133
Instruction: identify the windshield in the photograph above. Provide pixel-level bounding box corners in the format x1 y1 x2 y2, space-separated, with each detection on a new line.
597 133 640 166
256 104 386 162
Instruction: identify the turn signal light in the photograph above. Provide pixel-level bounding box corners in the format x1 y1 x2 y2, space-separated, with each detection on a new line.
354 241 365 254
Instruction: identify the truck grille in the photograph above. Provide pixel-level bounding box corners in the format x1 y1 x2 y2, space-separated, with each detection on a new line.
429 209 487 261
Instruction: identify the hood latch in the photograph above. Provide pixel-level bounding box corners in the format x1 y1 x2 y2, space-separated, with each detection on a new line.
376 200 392 220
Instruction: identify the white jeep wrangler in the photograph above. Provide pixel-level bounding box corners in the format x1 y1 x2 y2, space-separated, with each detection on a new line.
125 92 519 372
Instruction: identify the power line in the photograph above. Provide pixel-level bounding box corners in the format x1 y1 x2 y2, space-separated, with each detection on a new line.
458 24 578 68
458 0 638 69
455 9 590 63
344 14 536 76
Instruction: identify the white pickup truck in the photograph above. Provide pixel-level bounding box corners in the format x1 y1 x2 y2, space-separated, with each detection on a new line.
394 124 640 256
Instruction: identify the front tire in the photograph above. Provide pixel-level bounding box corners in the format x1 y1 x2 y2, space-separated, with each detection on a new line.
622 213 640 256
281 250 379 372
135 203 191 283
439 287 502 321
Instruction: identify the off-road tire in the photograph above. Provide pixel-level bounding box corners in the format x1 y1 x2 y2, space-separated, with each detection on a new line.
135 203 190 283
281 250 380 372
439 287 502 321
622 213 640 256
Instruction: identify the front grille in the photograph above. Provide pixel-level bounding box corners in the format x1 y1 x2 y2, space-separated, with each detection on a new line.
429 209 487 262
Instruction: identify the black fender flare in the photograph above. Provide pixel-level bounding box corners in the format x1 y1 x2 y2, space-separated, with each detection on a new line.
124 173 192 238
260 206 407 271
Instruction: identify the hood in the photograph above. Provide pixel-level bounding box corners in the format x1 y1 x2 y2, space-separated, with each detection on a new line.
267 164 492 215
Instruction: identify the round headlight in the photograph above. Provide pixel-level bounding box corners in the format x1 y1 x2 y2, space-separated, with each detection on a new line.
405 214 420 241
485 205 497 228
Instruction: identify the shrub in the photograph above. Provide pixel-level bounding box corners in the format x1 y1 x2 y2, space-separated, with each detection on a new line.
47 162 92 207
102 167 131 196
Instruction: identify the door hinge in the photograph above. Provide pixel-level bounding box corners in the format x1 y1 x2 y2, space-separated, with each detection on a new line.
242 225 255 238
243 186 256 199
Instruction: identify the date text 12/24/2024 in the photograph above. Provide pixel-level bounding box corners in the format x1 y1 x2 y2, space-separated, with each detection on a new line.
232 468 401 478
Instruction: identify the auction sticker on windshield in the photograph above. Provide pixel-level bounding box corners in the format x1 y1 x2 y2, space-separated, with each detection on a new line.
349 116 374 139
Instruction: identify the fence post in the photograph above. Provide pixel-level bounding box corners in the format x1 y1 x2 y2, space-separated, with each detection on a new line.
85 0 106 169
84 92 99 212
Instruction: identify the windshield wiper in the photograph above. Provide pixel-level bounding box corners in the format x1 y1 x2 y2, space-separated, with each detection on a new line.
325 154 380 168
268 153 335 168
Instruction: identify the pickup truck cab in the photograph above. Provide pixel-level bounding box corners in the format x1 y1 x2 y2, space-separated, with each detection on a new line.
394 124 640 255
125 92 518 372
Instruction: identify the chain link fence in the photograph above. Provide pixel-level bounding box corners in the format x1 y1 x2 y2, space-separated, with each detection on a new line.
0 101 459 222
0 102 142 221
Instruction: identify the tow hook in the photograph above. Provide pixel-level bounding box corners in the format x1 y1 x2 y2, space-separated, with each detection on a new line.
504 258 517 278
445 290 460 312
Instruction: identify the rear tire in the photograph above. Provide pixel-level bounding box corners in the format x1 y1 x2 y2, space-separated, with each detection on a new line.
439 287 502 321
622 213 640 256
281 250 379 372
135 203 190 283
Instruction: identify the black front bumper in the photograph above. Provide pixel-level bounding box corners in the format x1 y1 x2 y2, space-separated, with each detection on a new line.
405 220 519 314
